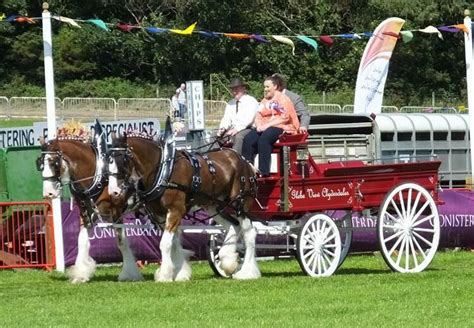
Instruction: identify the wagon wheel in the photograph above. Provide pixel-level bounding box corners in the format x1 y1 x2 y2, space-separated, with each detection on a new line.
377 182 440 273
207 233 244 278
336 212 353 268
297 213 342 277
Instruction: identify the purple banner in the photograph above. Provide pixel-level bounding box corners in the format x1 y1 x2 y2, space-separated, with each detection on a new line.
62 189 474 266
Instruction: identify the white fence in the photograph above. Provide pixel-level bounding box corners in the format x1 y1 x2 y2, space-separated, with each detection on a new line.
342 105 400 113
204 100 227 124
0 97 464 125
308 103 342 113
0 97 8 118
117 98 172 121
9 97 62 118
399 106 458 114
62 97 117 120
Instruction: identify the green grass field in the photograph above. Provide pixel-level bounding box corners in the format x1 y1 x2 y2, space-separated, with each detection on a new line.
0 251 472 327
0 118 37 128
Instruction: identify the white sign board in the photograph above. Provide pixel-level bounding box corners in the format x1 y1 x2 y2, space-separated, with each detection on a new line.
186 80 205 131
0 118 161 148
0 126 36 148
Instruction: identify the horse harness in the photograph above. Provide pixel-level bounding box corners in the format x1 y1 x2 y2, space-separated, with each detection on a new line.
122 137 257 221
38 141 109 227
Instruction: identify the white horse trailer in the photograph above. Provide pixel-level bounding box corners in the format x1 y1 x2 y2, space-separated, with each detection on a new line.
373 113 470 188
305 113 471 188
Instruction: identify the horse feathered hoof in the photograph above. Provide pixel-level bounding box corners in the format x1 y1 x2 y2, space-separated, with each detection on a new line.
67 258 97 283
232 263 261 280
70 277 90 284
118 270 144 282
154 268 174 282
219 252 239 276
174 261 192 281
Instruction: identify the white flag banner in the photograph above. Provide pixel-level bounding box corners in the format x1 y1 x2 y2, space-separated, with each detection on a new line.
354 17 405 115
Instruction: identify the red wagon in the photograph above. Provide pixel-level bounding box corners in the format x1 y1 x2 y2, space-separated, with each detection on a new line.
207 131 442 277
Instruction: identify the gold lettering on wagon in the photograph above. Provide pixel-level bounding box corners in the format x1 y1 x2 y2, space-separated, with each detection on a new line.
289 186 350 201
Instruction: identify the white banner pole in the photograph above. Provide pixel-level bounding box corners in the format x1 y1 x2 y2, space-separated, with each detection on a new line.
464 10 474 186
42 2 64 272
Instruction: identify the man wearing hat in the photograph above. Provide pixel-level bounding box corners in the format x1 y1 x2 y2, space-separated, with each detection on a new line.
218 77 259 153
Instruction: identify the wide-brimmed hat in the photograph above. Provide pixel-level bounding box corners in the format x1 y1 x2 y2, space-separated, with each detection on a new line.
229 78 247 88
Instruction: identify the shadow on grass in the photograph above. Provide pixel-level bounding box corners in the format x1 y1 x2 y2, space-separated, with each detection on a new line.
337 267 389 275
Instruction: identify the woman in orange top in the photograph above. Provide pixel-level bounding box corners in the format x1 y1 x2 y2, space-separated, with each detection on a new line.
242 75 300 177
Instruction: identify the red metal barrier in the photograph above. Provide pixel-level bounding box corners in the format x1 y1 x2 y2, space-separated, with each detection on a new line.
0 201 55 270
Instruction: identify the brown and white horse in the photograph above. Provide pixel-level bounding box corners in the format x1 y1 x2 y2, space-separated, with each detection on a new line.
38 135 143 283
107 132 260 281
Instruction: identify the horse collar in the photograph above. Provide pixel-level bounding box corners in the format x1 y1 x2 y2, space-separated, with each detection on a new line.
70 145 108 201
139 135 176 201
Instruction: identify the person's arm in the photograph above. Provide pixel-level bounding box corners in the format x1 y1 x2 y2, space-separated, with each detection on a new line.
280 93 300 133
286 90 309 132
294 99 309 131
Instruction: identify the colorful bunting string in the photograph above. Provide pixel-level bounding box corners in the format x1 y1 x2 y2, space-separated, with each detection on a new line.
0 13 470 54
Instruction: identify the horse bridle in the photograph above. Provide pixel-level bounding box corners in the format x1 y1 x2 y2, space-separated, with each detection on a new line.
108 146 134 179
37 150 65 189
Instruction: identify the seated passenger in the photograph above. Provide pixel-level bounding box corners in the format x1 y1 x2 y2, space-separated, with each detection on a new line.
242 75 300 177
217 78 259 154
271 73 310 133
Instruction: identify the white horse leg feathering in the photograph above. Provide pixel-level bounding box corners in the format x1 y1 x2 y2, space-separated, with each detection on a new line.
67 226 96 283
233 217 261 280
172 231 192 281
213 214 240 276
155 228 175 282
116 227 144 281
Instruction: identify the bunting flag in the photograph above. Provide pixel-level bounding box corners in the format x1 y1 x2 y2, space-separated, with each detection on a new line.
0 12 469 55
5 15 18 22
272 35 296 55
170 22 196 35
224 33 251 39
438 26 461 33
251 34 269 43
319 35 334 47
400 31 413 43
296 35 318 51
146 27 167 33
14 16 36 24
86 19 110 31
53 15 81 28
116 22 136 32
450 23 468 33
419 26 443 39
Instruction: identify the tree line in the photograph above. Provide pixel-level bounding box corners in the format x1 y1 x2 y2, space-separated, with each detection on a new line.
0 0 471 107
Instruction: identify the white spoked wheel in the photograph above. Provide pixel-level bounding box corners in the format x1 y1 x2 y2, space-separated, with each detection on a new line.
377 183 440 273
207 233 243 278
297 213 342 277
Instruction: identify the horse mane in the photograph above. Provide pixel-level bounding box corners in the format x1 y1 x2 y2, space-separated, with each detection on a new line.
56 120 91 143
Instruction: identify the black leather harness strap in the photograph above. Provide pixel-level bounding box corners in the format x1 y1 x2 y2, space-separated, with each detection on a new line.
182 151 202 192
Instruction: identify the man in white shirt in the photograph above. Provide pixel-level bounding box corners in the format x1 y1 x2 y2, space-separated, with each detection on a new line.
176 83 186 118
218 78 258 154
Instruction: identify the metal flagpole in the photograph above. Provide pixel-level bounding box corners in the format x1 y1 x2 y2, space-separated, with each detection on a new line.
42 2 65 272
